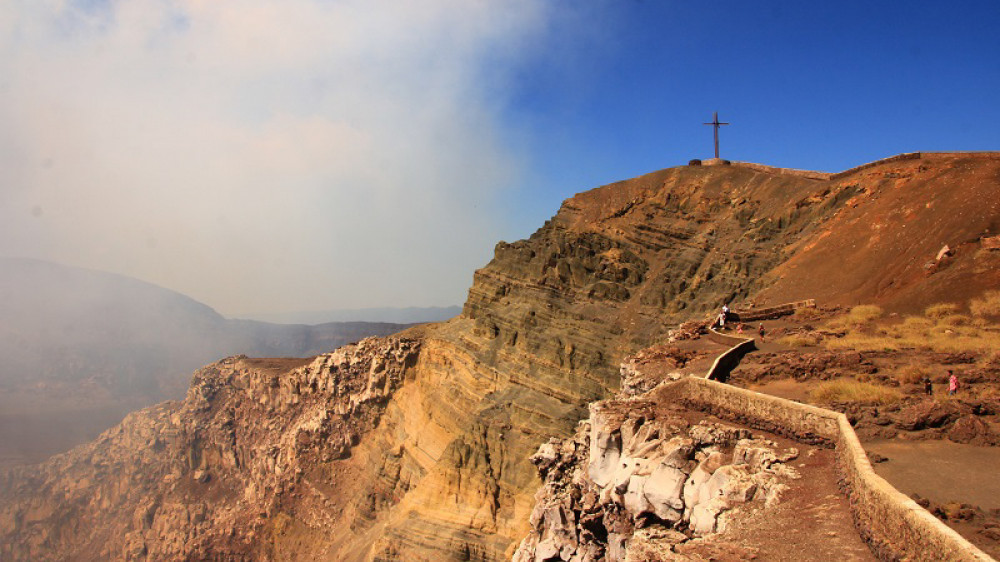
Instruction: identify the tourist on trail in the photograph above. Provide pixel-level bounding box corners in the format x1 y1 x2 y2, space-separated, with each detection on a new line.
758 323 766 342
948 371 959 395
923 376 933 396
717 312 726 330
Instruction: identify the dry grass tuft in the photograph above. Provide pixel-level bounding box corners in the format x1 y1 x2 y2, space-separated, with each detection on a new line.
971 291 1000 317
925 303 960 318
938 314 971 327
895 363 932 385
902 316 934 329
824 303 1000 353
847 305 884 323
810 380 902 405
793 307 823 321
827 305 884 331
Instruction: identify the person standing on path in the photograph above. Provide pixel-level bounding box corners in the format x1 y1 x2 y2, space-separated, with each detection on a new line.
948 370 959 395
923 376 933 396
758 323 766 343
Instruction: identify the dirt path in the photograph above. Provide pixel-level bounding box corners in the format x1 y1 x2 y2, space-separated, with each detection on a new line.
718 443 876 560
865 439 1000 510
672 407 876 560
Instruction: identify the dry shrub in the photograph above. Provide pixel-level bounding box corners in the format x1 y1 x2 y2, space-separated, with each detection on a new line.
794 307 823 321
824 306 1000 354
810 380 902 405
937 314 971 327
925 303 961 318
848 305 884 323
895 363 931 385
971 291 1000 317
827 305 884 331
902 316 934 329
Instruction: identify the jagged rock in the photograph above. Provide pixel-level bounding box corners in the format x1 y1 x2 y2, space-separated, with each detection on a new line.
689 423 752 447
690 496 729 534
732 438 798 471
588 410 623 488
624 475 652 517
683 451 725 515
948 414 998 445
514 401 799 561
624 527 688 561
0 337 420 561
893 399 960 431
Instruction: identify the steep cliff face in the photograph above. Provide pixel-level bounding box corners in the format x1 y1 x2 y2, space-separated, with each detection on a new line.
0 338 419 560
2 154 998 561
363 163 852 559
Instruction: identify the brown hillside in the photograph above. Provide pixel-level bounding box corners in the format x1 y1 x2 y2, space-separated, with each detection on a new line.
1 153 998 561
758 153 1000 312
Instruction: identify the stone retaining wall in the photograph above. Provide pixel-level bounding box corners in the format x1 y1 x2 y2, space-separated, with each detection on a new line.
703 328 750 348
652 377 993 561
731 298 815 322
703 329 756 383
730 162 832 181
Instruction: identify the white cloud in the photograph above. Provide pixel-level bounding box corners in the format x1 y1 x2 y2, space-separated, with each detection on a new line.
0 0 549 315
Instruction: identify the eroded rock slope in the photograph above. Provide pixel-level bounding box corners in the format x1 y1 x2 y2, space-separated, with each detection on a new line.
2 154 998 560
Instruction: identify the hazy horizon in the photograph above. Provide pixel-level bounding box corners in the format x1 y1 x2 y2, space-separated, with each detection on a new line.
2 1 996 318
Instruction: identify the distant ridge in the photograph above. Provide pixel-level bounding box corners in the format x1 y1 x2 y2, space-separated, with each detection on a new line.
240 305 462 325
0 257 412 465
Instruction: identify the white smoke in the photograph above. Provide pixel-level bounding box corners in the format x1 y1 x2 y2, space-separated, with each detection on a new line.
0 0 551 315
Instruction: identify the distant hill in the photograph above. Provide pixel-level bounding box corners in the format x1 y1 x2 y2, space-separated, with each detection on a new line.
239 305 461 325
0 258 411 464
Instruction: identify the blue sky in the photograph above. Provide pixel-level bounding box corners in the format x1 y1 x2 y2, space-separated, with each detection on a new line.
1 1 997 316
500 0 1000 239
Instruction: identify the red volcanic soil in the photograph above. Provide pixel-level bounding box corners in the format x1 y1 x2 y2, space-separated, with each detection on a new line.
757 153 1000 314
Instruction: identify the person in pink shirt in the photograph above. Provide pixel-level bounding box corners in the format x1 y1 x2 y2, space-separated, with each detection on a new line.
948 370 959 395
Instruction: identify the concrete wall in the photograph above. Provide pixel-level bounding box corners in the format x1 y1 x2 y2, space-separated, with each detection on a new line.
731 299 815 322
653 377 994 561
703 328 751 348
731 162 832 181
703 329 756 383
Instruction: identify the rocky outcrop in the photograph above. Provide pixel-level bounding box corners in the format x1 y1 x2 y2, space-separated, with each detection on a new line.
511 399 800 561
0 337 418 560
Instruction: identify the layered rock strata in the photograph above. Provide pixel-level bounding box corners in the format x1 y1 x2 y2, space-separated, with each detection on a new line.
2 154 998 560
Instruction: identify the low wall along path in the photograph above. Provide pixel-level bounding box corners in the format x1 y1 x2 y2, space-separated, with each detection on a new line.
671 301 994 561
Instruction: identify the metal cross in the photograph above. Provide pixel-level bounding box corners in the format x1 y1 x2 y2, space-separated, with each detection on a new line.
703 111 729 159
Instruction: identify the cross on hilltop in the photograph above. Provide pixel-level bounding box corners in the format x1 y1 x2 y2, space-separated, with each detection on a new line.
703 112 729 159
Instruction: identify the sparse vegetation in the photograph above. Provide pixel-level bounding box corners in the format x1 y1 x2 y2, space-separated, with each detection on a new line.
809 380 902 405
938 314 970 327
793 307 823 321
827 305 883 332
895 363 932 385
824 303 1000 353
925 303 960 319
971 291 1000 317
